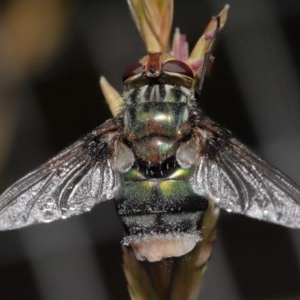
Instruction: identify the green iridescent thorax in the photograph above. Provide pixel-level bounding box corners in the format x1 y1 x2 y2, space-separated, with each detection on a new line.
123 84 192 164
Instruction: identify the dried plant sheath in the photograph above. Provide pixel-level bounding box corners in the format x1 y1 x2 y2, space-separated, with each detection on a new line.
127 0 173 52
99 76 122 117
188 4 229 78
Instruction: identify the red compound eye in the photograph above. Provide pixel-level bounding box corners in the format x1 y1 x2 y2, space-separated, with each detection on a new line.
123 63 144 81
162 60 194 78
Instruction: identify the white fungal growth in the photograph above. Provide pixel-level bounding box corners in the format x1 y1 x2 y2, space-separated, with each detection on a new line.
125 232 201 262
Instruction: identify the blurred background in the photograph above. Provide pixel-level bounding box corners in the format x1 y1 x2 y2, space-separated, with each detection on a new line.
0 0 300 299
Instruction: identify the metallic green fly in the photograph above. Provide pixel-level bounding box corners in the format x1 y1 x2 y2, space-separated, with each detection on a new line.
0 2 300 264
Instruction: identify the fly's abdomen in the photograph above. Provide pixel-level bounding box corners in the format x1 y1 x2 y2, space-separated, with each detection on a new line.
115 165 208 261
117 179 207 234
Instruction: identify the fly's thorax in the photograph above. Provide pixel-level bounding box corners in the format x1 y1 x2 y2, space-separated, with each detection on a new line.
122 84 193 164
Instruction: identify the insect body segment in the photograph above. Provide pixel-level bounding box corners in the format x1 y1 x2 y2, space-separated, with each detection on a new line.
116 163 207 261
123 52 195 165
123 91 192 164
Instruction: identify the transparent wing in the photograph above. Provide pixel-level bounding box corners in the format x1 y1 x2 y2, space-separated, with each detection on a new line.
189 121 300 228
0 119 121 230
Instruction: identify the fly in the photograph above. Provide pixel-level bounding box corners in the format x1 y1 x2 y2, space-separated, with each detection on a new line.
0 2 300 263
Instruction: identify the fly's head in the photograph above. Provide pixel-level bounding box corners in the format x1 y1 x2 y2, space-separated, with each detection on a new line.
99 3 229 117
122 52 194 91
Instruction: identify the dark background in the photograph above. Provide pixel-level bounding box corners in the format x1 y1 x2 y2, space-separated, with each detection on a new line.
0 0 300 299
